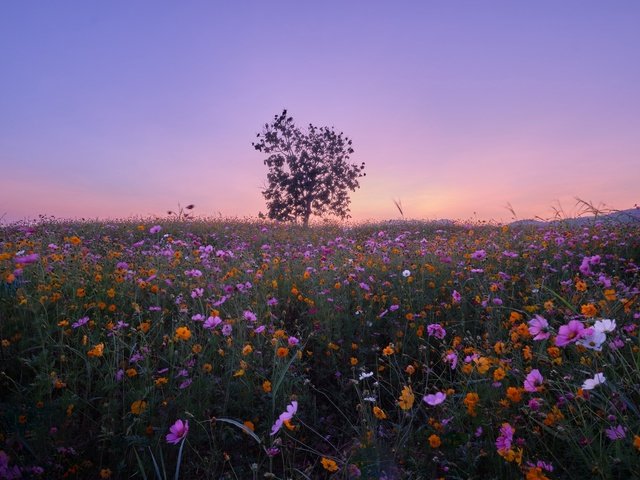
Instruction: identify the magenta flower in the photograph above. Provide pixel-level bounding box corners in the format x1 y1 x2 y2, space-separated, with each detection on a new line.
427 323 446 339
149 225 162 234
452 290 461 303
495 422 514 451
524 369 544 392
444 352 458 369
14 253 40 265
555 320 590 347
271 401 298 436
423 392 447 406
605 425 626 440
528 315 550 341
166 419 189 444
471 249 487 260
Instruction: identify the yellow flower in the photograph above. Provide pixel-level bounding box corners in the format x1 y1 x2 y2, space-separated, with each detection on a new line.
321 457 339 472
130 400 147 415
398 386 414 410
428 434 441 448
87 343 104 358
373 406 387 420
174 326 191 341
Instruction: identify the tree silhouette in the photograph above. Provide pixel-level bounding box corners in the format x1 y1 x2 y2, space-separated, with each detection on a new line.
253 110 365 226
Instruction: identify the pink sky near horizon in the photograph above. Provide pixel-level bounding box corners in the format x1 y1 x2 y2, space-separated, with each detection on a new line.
1 1 638 225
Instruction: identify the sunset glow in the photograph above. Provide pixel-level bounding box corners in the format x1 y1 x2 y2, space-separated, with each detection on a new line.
1 1 638 224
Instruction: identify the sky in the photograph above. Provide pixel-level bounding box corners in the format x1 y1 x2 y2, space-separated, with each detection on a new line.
1 1 639 224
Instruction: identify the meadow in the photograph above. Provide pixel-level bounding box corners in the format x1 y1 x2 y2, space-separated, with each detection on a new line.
1 217 639 479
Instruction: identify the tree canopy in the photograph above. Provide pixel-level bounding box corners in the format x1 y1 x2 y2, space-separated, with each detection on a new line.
253 110 365 226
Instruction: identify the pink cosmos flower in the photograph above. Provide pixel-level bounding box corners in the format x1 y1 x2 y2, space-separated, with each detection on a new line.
471 249 487 260
524 369 544 392
452 290 461 303
271 401 298 436
149 225 162 234
528 315 550 341
555 320 590 347
444 352 458 369
605 425 626 440
495 423 514 451
166 419 189 444
427 323 446 339
423 392 447 406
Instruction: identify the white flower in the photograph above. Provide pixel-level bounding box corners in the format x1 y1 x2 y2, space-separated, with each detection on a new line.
402 270 411 277
359 371 374 381
582 372 606 390
576 330 607 351
593 319 616 333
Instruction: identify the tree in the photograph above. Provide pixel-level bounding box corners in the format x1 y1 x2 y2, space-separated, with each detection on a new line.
253 110 365 226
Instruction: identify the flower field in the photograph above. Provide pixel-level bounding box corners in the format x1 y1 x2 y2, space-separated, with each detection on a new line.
1 218 639 479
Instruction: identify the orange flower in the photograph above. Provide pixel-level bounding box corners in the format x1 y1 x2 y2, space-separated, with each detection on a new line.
493 367 506 382
276 347 289 358
243 420 255 432
126 368 138 378
428 434 441 448
87 343 104 358
475 357 491 374
130 400 147 415
174 326 191 341
526 466 550 480
506 387 523 403
373 406 387 420
242 344 254 356
398 386 415 410
321 457 339 472
155 377 168 387
382 344 395 356
262 380 272 393
633 434 640 451
463 392 479 416
580 303 597 318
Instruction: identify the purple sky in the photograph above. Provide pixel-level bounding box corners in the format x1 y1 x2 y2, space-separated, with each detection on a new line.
2 1 639 224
